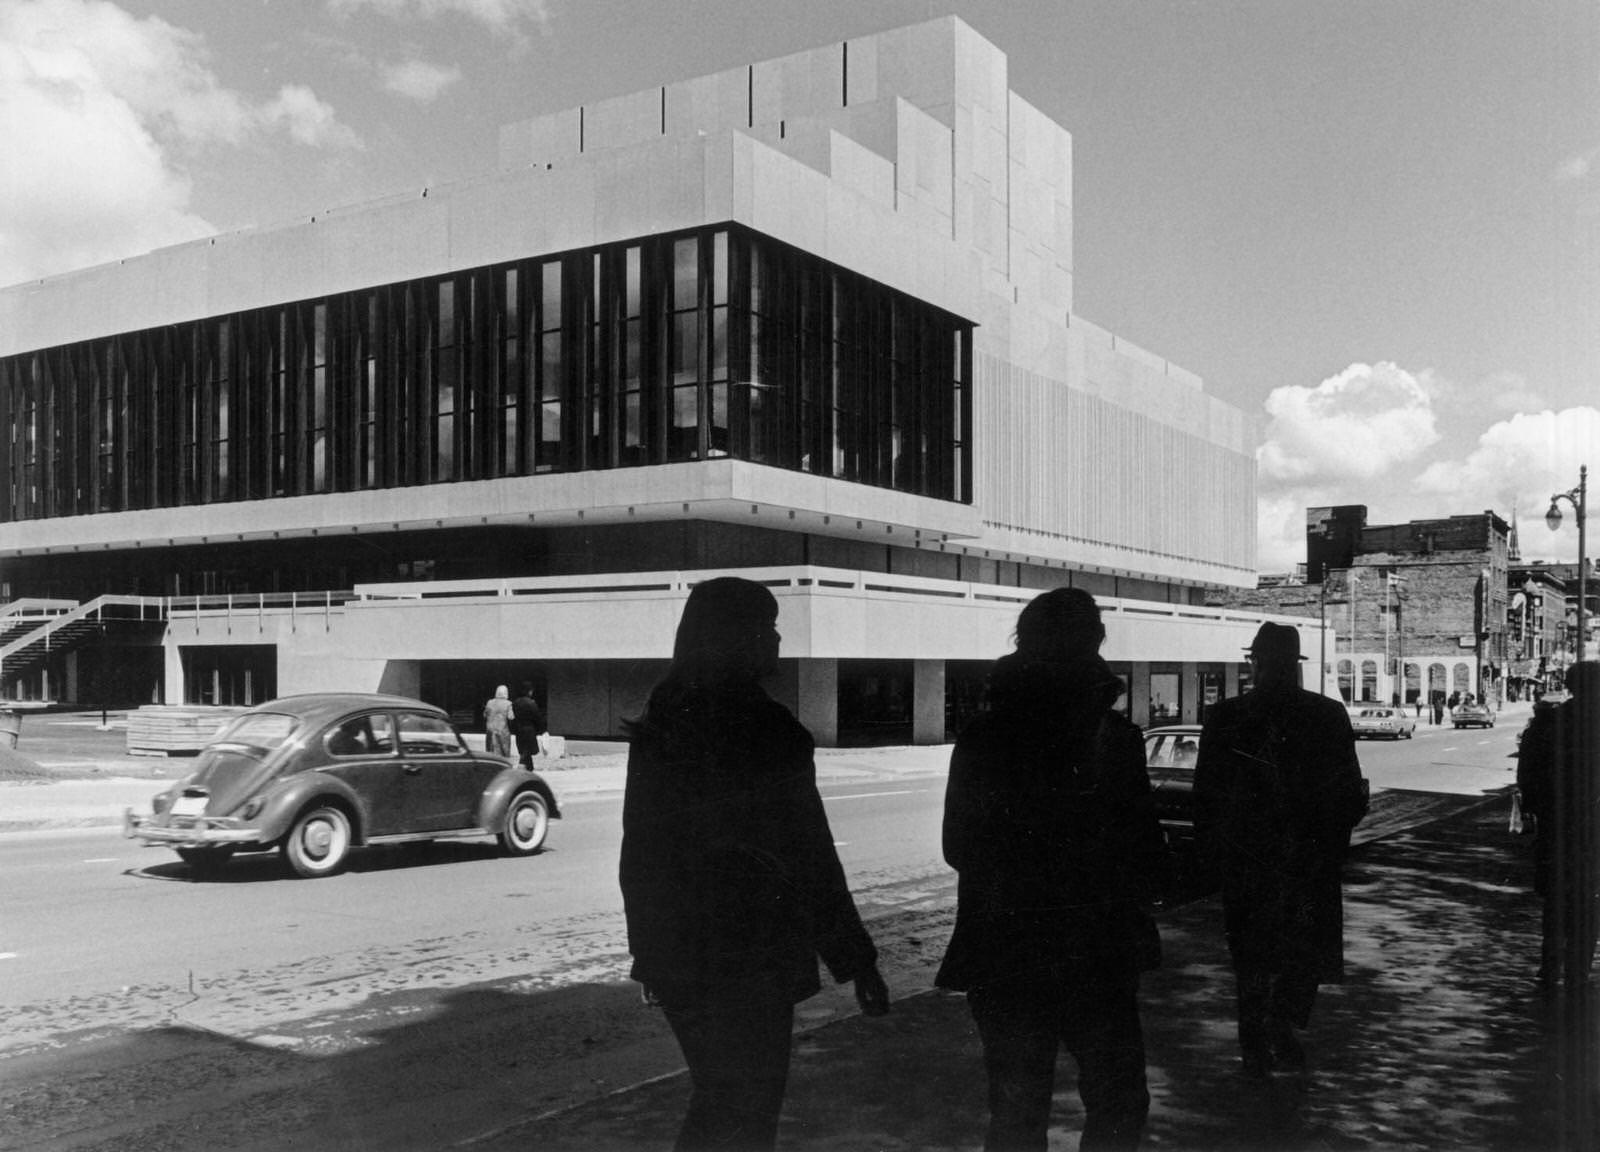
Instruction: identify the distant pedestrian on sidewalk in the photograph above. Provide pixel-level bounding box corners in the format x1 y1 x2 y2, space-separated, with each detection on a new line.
937 588 1171 1151
1516 660 1600 988
1194 622 1369 1079
620 577 890 1152
482 685 514 758
510 682 547 767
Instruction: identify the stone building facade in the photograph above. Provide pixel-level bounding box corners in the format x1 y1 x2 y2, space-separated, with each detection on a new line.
1213 506 1511 707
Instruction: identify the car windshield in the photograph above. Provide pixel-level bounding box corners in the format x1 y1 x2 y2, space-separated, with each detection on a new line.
211 712 298 753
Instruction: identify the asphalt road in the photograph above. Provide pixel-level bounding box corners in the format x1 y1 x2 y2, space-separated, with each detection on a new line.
0 720 1522 1152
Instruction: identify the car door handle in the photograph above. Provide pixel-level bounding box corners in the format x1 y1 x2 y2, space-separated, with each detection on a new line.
403 764 422 775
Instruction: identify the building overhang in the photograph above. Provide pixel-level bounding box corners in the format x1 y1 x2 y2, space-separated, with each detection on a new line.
0 459 983 558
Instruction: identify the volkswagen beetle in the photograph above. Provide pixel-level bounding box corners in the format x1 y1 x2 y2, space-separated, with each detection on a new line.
124 693 560 878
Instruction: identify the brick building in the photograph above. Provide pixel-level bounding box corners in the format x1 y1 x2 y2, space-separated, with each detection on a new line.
1506 562 1566 698
1213 506 1511 707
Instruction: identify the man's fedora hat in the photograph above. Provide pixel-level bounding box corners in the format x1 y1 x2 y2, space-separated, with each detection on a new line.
1245 621 1307 662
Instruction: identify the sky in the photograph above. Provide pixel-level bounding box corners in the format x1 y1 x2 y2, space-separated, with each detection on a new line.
1 0 1596 573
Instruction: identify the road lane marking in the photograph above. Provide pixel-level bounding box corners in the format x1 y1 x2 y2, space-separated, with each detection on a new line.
824 789 927 802
83 858 118 863
0 952 16 960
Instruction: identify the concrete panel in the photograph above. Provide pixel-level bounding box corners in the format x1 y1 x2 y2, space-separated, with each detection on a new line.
593 140 709 242
796 658 838 746
497 108 582 169
746 140 830 259
585 87 664 154
913 658 945 743
829 131 895 208
669 66 751 138
845 33 877 106
871 17 958 128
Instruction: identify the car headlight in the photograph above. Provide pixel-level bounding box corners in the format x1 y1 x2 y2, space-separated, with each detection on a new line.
239 797 265 821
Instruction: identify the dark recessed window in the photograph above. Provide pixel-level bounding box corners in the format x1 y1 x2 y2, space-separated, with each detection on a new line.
0 224 973 522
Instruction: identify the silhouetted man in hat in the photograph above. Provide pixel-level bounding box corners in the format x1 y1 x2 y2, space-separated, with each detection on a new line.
1194 622 1369 1078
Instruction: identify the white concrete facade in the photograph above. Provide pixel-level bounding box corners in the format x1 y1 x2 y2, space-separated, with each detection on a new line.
0 17 1279 739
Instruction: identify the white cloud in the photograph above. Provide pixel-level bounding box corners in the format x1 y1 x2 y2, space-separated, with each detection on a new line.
1415 407 1600 562
1556 146 1597 182
328 0 551 33
0 0 360 287
1257 362 1441 484
263 84 361 148
381 58 461 102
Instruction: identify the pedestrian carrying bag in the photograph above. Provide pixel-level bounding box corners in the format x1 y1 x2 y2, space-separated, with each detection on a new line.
1508 789 1534 836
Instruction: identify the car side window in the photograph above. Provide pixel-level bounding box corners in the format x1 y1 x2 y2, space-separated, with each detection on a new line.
1145 735 1174 768
1172 737 1198 767
396 712 465 756
326 714 397 757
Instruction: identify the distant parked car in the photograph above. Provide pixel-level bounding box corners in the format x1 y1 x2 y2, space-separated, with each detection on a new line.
1143 725 1202 846
124 693 561 878
1350 706 1416 740
1452 700 1496 729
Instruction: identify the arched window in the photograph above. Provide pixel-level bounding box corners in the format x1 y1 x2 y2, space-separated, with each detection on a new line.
1453 663 1471 694
1361 659 1378 702
1337 659 1354 702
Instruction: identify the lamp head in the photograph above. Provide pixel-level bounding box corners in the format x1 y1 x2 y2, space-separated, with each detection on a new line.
1547 501 1563 533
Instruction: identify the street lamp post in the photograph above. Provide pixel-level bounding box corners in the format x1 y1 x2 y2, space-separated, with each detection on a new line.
1546 465 1588 665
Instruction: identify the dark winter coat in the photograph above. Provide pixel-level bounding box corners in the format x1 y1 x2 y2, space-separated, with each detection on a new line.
1516 697 1600 895
619 683 877 1003
1194 684 1368 983
935 654 1171 992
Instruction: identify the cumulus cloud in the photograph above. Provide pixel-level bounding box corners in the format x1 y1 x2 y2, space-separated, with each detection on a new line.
381 58 461 102
0 0 360 287
1415 407 1600 561
1556 146 1597 182
263 84 361 147
328 0 551 34
1257 362 1442 484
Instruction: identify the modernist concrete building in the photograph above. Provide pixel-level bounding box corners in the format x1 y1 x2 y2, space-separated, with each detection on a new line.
0 16 1290 742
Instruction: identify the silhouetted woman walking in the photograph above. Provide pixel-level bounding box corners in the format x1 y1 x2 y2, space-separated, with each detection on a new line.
620 577 890 1151
937 588 1170 1152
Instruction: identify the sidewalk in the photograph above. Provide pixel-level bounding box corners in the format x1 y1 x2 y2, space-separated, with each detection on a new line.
464 797 1586 1152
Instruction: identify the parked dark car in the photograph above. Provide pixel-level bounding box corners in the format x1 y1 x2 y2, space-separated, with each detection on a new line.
1143 724 1201 846
1452 701 1496 729
124 693 561 878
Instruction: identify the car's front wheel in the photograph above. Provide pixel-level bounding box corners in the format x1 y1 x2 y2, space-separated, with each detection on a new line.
284 804 352 878
499 790 550 856
176 846 235 876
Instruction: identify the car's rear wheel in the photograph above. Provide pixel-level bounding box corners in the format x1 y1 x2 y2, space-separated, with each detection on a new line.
176 846 235 876
499 790 550 856
284 804 352 878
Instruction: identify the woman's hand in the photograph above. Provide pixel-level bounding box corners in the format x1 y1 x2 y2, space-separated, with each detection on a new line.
852 964 890 1017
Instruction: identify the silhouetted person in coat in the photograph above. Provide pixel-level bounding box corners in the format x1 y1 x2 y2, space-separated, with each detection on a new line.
620 577 890 1151
937 588 1171 1151
1517 660 1600 989
1194 622 1369 1079
510 682 546 767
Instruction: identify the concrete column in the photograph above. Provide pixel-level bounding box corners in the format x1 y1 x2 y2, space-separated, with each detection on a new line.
1130 661 1151 727
913 659 946 745
1180 664 1200 724
795 658 839 748
163 640 185 705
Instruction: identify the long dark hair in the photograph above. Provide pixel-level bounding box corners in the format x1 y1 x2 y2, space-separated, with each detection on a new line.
626 577 780 746
989 587 1122 727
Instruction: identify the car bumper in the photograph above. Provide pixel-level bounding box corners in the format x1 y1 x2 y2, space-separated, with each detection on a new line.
124 808 265 847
